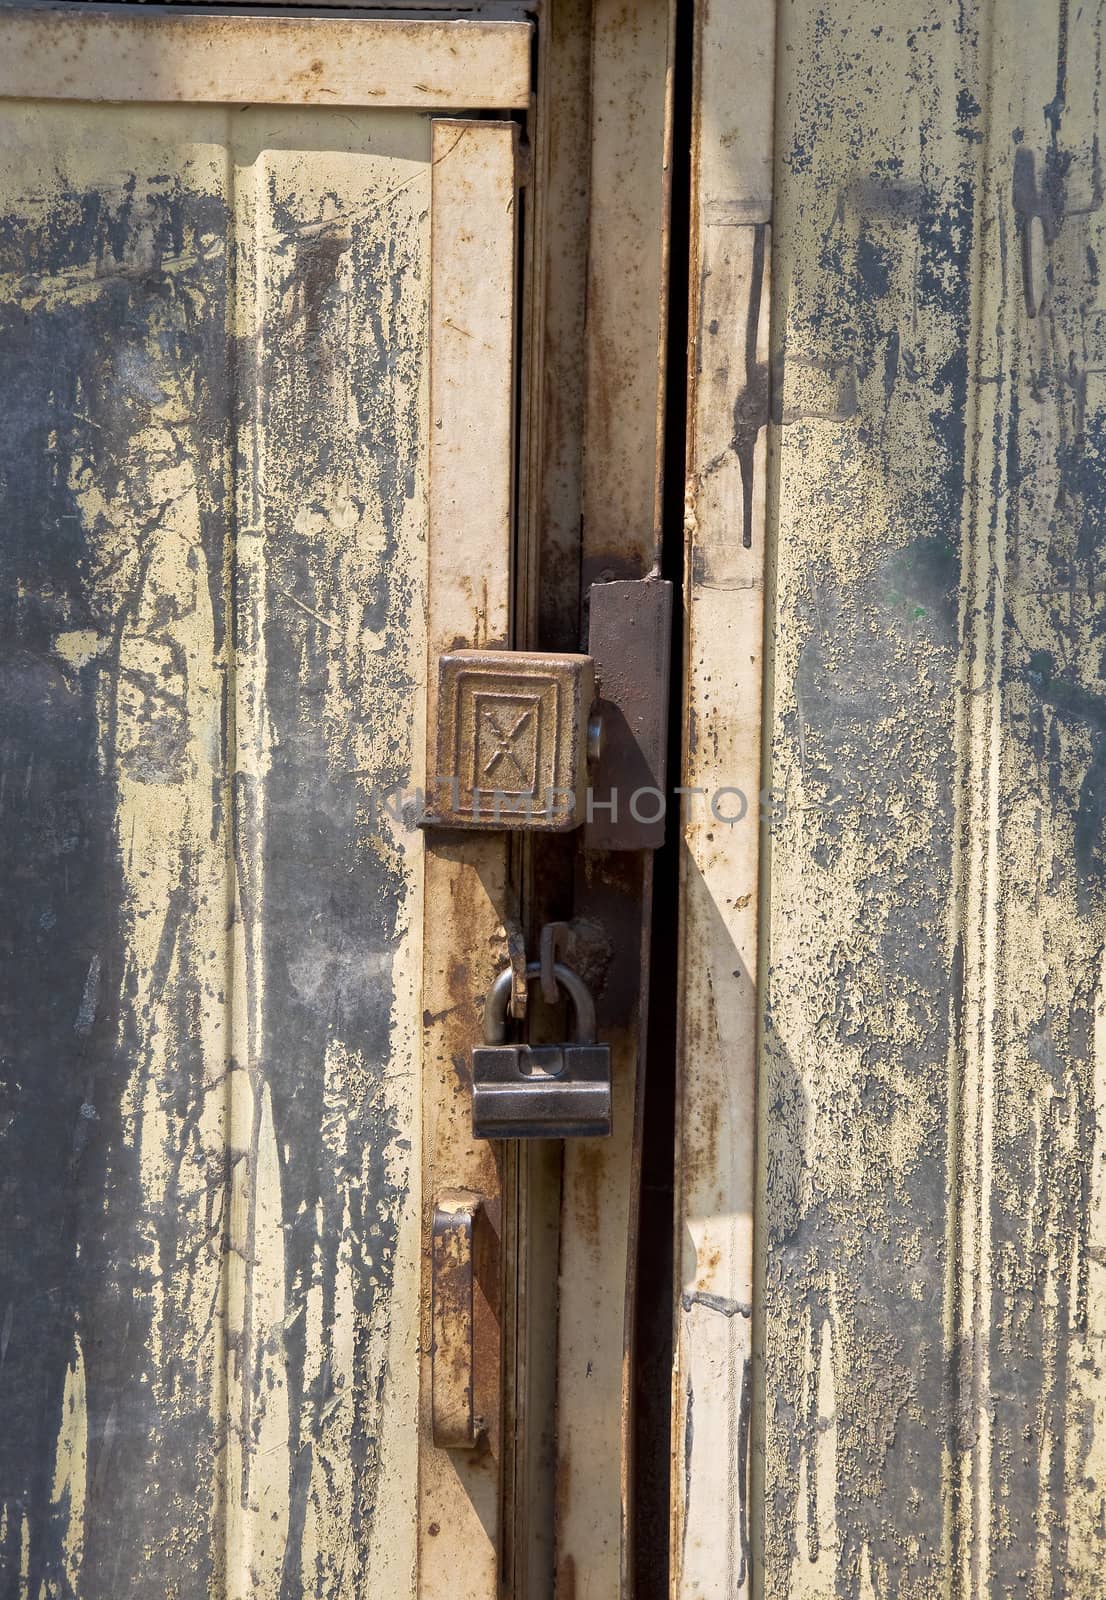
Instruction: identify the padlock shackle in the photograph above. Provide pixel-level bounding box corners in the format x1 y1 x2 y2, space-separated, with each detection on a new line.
484 961 598 1046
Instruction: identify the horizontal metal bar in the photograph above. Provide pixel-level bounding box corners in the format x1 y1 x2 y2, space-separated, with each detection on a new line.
472 1085 612 1140
0 6 532 109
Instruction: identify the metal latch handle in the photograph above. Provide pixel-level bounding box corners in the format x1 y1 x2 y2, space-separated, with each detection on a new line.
431 1190 483 1449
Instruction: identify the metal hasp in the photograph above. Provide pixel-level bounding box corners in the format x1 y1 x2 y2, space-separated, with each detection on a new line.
585 576 673 849
472 962 612 1139
423 650 595 830
422 579 673 840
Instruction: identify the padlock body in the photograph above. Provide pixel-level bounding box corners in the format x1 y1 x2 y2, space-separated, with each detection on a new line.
471 1042 612 1139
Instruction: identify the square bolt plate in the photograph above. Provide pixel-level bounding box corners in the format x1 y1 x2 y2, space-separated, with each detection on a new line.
423 650 595 831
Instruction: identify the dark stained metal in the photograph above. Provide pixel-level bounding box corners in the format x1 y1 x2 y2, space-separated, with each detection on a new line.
585 578 673 851
539 919 570 1003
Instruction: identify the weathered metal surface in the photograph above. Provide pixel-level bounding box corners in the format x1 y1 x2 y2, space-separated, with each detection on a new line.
0 92 430 1597
425 650 595 831
501 9 599 1590
0 8 532 110
755 1 1106 1596
670 2 774 1597
556 1 675 1593
0 19 526 1598
500 8 599 1580
505 912 530 1022
417 116 518 1600
578 0 672 586
585 577 673 851
530 0 593 655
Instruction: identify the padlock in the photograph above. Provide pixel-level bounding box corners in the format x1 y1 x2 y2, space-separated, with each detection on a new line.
472 961 612 1139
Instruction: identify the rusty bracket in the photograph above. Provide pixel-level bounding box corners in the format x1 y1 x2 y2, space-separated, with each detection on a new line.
431 1190 484 1449
503 914 529 1021
585 577 673 851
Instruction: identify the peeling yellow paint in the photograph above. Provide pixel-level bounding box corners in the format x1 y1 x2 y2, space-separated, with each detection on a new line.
49 1340 86 1594
0 79 438 1595
757 2 1106 1596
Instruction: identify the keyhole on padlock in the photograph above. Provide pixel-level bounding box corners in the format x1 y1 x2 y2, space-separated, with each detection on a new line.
515 1046 568 1081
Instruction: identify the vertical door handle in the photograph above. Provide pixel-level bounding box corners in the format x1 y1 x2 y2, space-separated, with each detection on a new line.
431 1189 485 1448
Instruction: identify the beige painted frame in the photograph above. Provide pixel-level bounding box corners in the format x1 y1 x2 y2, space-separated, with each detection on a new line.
0 5 531 109
671 2 776 1597
418 117 521 1599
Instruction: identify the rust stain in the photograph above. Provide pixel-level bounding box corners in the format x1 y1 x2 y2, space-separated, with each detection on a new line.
431 1194 481 1450
555 1452 577 1600
573 1144 606 1251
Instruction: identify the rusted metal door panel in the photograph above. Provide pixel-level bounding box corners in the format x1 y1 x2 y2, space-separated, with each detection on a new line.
0 14 526 1597
553 1 675 1594
675 1 1106 1596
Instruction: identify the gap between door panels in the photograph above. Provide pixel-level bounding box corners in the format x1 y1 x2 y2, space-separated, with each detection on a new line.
633 0 693 1595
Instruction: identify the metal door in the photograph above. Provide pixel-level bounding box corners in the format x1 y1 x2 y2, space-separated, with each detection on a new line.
0 9 528 1595
672 1 1106 1597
